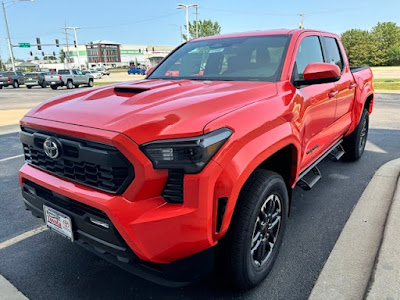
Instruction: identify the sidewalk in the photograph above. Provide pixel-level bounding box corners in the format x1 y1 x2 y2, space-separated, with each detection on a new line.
309 158 400 300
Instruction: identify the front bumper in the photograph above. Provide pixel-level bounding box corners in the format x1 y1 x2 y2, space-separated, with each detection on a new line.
19 117 224 265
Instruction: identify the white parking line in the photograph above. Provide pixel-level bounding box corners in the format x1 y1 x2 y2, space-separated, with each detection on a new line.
0 226 48 251
0 154 24 163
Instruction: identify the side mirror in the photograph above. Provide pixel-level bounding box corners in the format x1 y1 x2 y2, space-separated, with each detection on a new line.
145 67 155 76
295 63 341 86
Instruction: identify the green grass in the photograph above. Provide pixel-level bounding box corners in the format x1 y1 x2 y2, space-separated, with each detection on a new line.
93 82 117 86
374 82 400 90
109 68 128 73
374 78 400 83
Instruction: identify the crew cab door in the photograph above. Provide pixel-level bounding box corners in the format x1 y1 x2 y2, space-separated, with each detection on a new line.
292 35 338 170
322 36 356 137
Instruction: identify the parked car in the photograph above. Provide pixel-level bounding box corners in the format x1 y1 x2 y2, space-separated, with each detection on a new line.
44 69 94 90
128 67 146 75
83 70 102 79
19 29 374 289
96 67 110 76
0 71 25 88
24 72 48 89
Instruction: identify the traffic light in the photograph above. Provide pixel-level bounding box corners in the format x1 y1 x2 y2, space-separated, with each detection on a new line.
30 51 33 56
74 40 77 48
55 39 59 47
42 51 44 56
53 51 56 56
36 38 41 50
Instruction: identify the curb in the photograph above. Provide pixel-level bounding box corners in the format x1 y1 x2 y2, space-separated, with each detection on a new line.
309 158 400 300
0 274 28 300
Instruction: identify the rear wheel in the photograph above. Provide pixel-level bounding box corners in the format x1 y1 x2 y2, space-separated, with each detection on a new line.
220 169 288 289
342 109 369 161
50 85 57 90
26 85 32 89
74 84 79 88
13 81 19 88
88 79 93 87
66 81 73 89
41 82 47 88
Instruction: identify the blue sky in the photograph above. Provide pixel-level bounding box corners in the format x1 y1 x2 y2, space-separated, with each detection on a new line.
3 0 400 60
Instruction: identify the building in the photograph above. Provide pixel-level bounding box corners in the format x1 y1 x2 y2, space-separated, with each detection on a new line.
62 40 175 69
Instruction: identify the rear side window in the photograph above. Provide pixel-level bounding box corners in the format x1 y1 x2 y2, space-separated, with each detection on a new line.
58 70 70 75
293 36 324 80
323 37 344 71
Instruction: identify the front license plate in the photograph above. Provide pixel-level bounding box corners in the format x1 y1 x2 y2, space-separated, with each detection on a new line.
43 205 74 241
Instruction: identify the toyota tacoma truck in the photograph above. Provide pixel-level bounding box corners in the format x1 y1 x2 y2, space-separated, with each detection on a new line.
44 69 94 90
19 29 373 289
0 71 26 88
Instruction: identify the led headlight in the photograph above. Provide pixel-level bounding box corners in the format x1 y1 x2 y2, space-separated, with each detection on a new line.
140 128 232 174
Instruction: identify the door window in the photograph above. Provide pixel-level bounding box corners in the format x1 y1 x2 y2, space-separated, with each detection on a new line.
293 36 324 80
323 37 344 71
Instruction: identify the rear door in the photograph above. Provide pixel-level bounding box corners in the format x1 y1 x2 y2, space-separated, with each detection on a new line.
322 36 355 137
292 35 338 170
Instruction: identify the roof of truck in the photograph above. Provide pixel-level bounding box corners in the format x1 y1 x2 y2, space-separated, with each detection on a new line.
192 29 338 41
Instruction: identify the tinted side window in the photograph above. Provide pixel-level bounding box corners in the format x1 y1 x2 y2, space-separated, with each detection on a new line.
16 72 23 76
72 70 77 75
323 37 344 71
294 36 324 80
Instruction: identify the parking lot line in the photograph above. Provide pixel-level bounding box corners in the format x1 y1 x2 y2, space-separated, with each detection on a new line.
0 226 47 251
0 154 24 163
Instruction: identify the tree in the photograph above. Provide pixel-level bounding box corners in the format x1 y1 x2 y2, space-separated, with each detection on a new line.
388 44 400 65
34 56 39 60
370 22 400 66
341 29 372 66
59 49 66 63
182 19 221 41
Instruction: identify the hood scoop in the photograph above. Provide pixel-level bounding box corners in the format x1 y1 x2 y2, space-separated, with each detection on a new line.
114 85 149 95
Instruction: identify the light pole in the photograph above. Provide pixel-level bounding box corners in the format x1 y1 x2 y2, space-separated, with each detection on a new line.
2 0 34 71
66 26 81 69
176 4 198 41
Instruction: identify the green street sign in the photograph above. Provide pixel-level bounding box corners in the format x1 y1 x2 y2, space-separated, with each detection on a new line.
19 43 31 48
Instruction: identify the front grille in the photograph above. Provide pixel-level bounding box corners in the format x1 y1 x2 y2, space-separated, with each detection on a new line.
20 127 134 194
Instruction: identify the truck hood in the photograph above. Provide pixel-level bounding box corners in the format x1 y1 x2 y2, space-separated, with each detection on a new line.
26 79 277 144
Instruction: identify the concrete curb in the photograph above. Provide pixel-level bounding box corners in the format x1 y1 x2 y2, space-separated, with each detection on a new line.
309 158 400 300
0 274 28 299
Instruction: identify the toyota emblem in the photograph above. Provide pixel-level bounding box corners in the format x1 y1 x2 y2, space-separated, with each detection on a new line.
43 138 61 159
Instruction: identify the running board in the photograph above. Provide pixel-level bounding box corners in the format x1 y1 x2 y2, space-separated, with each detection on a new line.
296 140 343 190
329 144 345 161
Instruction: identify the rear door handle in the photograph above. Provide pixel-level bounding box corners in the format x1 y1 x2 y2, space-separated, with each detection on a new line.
328 90 339 98
349 83 356 89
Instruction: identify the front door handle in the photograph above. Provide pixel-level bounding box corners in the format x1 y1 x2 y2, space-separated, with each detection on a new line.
349 83 356 89
328 90 339 98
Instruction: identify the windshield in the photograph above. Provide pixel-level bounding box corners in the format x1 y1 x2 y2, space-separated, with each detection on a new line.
149 35 290 82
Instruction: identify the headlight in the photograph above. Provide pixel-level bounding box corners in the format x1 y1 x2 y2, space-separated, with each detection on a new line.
140 128 232 173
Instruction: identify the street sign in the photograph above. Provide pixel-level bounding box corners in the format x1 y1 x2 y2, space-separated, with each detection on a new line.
19 43 31 48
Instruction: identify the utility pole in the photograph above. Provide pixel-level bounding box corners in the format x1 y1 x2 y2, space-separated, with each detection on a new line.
2 1 15 70
66 26 81 69
177 4 198 41
299 14 305 29
64 22 70 68
195 5 199 38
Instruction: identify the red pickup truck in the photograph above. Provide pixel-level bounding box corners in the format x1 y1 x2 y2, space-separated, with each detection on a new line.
19 29 373 289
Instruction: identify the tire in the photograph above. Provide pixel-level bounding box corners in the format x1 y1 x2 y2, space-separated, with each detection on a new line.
13 81 19 88
74 84 79 88
342 109 369 161
220 169 289 289
50 85 57 90
88 79 93 87
66 81 73 89
0 85 3 89
41 82 47 88
26 85 32 89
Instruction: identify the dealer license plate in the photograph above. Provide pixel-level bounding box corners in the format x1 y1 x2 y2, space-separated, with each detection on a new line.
43 205 74 241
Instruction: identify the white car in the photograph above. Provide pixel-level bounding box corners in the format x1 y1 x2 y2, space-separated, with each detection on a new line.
83 70 102 79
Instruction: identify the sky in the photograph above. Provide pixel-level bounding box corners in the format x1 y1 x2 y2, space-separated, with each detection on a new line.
2 0 400 60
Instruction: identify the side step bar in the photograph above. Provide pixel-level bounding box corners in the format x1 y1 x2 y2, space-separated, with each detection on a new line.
296 140 343 190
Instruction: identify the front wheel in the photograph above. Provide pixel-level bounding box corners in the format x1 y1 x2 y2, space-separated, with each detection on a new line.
41 82 47 88
50 85 57 90
13 81 19 88
87 79 93 87
220 169 288 289
66 81 73 89
26 85 32 89
342 109 369 161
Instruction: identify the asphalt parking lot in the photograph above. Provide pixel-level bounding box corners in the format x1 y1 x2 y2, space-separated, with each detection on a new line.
0 90 399 300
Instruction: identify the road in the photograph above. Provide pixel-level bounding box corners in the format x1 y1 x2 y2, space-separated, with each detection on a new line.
0 91 399 300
